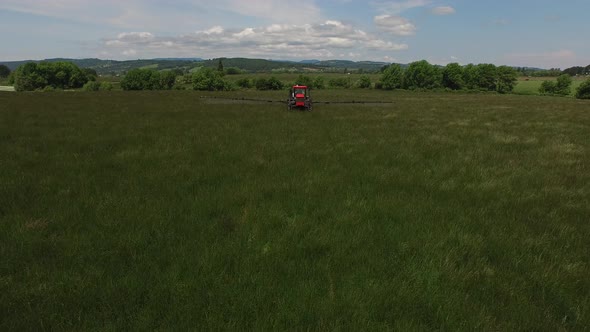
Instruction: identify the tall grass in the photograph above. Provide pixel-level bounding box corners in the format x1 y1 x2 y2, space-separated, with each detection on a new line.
1 90 589 330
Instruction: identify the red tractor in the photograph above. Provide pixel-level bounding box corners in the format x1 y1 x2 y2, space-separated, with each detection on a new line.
287 85 312 111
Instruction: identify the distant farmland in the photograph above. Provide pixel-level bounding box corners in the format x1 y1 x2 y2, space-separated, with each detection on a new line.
513 76 587 96
1 90 589 330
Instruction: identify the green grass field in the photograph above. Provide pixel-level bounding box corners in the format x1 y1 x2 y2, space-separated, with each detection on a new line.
513 77 586 96
1 90 589 330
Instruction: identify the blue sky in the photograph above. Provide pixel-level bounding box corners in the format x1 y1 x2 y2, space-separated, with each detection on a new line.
0 0 588 68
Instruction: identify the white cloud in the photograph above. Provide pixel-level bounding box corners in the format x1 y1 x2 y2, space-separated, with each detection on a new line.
371 0 431 14
431 6 455 15
0 0 322 27
122 49 137 56
374 15 417 36
117 32 155 41
366 40 408 50
204 26 224 35
0 0 410 60
103 21 408 59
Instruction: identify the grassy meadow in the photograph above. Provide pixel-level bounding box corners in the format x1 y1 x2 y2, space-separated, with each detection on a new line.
1 90 590 330
513 76 587 96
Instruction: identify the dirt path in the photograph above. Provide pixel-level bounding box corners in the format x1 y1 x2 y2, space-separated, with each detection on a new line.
0 86 15 92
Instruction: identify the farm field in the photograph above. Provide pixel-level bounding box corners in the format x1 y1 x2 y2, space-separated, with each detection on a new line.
1 90 589 330
513 77 587 96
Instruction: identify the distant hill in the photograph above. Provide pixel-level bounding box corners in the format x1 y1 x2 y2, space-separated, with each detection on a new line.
200 57 320 72
0 57 394 75
0 58 201 75
312 60 389 71
299 60 321 64
154 57 203 61
4 57 589 77
196 57 388 72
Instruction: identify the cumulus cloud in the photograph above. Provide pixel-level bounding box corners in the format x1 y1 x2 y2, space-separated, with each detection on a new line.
431 6 455 15
374 15 417 36
1 0 409 60
103 21 408 59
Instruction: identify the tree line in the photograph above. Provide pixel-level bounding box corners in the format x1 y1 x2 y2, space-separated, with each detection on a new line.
562 65 590 77
380 60 519 93
5 60 590 99
119 65 590 99
0 64 10 78
9 62 97 91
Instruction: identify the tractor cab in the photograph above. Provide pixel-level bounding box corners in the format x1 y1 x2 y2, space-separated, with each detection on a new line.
293 87 307 98
288 85 312 111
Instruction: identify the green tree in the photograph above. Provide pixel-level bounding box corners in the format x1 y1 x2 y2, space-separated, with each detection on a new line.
403 60 442 90
13 62 46 91
12 61 90 91
172 68 184 77
100 82 113 91
496 66 518 94
0 64 10 78
83 81 101 91
313 76 325 89
217 59 224 73
475 64 497 91
462 64 478 90
539 80 557 95
192 67 231 91
562 66 584 76
575 79 590 99
296 74 314 87
82 68 98 81
442 63 464 90
555 74 573 96
121 69 162 90
357 75 372 89
224 67 242 75
328 76 353 88
159 71 177 90
255 78 269 90
83 81 113 91
254 77 284 90
380 64 404 90
266 77 284 90
236 78 252 89
538 75 572 96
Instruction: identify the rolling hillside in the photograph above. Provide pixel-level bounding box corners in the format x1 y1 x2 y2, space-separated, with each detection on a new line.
0 57 389 75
